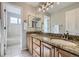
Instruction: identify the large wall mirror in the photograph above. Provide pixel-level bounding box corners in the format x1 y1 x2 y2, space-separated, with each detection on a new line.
28 15 41 31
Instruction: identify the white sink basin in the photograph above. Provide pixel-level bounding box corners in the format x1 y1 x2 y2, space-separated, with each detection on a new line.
51 39 77 47
43 37 50 40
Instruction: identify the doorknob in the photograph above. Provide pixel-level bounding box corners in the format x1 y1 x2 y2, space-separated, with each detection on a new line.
4 27 6 30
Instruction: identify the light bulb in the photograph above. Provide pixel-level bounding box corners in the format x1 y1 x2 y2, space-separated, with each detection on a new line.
51 5 53 8
43 10 45 12
42 5 45 9
38 8 41 11
46 8 49 10
47 2 50 5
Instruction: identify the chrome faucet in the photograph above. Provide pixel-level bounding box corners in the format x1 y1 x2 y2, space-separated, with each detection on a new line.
63 31 69 40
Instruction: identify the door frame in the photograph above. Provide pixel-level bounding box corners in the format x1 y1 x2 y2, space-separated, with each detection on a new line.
0 2 24 56
1 2 7 56
5 3 24 50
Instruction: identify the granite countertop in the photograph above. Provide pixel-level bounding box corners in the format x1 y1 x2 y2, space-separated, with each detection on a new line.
31 34 79 56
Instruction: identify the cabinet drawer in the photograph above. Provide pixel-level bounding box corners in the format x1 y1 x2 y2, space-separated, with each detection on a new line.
33 38 40 46
33 43 40 55
42 42 52 48
33 50 40 57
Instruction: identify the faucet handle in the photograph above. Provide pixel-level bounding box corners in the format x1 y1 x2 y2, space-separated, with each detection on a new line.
61 33 65 39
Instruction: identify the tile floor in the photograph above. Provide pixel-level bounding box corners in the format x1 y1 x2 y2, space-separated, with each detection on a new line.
4 35 32 57
5 44 32 57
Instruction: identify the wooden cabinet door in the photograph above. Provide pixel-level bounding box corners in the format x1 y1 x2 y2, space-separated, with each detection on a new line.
27 34 32 54
32 38 41 57
54 48 59 57
41 42 55 57
29 36 33 54
27 34 30 50
58 49 77 57
33 43 40 56
43 46 51 57
33 50 40 57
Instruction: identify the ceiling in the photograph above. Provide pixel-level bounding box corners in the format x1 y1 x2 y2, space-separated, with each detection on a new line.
25 2 39 7
11 2 78 14
25 2 78 14
47 2 76 14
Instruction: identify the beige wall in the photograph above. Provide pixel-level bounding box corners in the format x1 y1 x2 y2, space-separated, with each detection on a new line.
10 2 79 34
10 2 44 31
9 2 36 20
51 3 79 34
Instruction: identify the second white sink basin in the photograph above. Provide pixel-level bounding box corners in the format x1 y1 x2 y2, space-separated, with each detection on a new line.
51 39 77 47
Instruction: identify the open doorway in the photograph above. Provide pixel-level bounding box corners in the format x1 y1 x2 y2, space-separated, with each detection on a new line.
5 3 22 57
0 2 30 57
6 12 21 56
7 12 21 46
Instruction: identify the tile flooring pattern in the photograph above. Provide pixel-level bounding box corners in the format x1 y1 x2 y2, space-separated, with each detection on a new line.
5 44 32 57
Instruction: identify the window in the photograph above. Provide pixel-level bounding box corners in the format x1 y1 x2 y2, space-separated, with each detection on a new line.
10 17 21 24
10 17 18 24
18 18 21 24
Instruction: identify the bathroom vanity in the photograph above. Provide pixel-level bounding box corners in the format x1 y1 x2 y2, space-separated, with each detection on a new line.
27 32 79 57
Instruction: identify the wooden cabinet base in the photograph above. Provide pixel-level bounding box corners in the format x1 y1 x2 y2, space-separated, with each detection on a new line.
27 34 78 57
